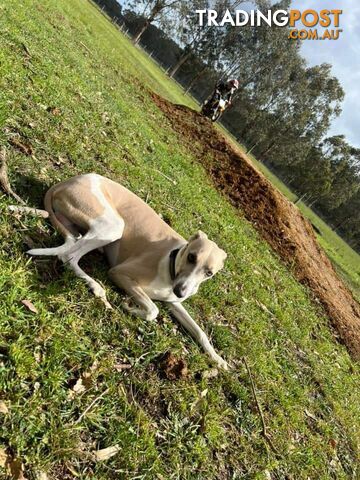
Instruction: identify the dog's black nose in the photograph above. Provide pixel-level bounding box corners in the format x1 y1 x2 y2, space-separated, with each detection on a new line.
173 284 186 298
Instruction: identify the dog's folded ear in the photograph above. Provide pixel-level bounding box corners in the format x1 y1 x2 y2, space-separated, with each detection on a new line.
220 249 227 263
190 230 208 242
216 248 227 269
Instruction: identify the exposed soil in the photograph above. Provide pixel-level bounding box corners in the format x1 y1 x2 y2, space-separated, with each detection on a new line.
151 92 360 360
159 352 188 380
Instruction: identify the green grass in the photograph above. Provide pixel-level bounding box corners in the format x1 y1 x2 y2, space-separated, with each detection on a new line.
0 0 359 478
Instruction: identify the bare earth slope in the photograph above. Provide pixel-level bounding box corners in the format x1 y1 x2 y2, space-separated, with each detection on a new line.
151 92 360 359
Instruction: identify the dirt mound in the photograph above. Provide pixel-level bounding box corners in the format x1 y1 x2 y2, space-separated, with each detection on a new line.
159 352 188 380
151 92 360 360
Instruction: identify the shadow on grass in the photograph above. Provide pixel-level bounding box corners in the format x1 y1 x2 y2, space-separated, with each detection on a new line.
13 174 50 207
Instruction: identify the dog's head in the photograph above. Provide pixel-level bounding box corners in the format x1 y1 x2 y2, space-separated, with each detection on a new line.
173 231 227 299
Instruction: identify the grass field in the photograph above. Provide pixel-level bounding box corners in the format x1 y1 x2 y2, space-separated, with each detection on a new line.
1 1 359 479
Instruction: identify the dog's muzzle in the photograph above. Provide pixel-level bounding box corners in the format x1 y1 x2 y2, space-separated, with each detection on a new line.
173 283 186 298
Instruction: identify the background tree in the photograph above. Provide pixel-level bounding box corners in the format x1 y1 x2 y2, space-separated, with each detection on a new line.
93 0 123 23
166 0 248 78
123 0 184 44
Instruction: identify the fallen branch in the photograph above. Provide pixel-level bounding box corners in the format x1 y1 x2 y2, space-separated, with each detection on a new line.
8 205 49 218
152 168 177 185
21 42 31 58
79 41 93 55
0 147 26 205
242 356 280 456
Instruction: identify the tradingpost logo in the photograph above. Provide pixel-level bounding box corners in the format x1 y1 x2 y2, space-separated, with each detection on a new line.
196 9 343 40
288 9 342 40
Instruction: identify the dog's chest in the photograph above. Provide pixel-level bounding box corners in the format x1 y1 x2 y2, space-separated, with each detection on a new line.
143 277 179 302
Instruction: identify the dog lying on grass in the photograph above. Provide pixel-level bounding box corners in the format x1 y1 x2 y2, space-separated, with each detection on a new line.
27 173 228 369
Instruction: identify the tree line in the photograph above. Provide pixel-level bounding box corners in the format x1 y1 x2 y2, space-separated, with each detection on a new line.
94 0 360 253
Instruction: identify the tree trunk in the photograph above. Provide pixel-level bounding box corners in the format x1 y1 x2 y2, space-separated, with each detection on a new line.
133 18 151 44
259 121 291 158
246 139 262 155
260 140 276 157
334 217 350 230
168 50 192 78
295 193 308 205
184 66 207 94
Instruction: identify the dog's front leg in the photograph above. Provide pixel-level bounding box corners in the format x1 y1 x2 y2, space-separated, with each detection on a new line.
109 267 159 321
168 303 228 370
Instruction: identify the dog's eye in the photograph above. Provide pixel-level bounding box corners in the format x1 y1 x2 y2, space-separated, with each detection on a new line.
187 253 196 264
205 270 213 277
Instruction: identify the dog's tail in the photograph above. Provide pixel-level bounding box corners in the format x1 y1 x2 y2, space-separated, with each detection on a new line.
44 184 74 239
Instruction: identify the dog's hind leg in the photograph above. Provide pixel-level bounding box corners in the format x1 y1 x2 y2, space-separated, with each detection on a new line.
67 256 113 310
58 220 124 309
29 235 113 308
29 213 124 309
27 212 80 257
27 236 77 257
63 236 117 309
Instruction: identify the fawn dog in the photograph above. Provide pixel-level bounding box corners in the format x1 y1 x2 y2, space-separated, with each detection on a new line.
28 173 228 368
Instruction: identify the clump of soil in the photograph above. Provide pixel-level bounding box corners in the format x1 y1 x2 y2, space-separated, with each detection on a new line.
151 92 360 360
159 352 188 380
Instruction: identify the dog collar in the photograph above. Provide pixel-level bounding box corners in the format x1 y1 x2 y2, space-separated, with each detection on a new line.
169 248 180 280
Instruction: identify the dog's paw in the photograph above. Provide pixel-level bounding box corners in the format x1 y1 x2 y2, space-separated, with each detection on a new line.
122 303 158 321
101 298 113 310
89 283 112 310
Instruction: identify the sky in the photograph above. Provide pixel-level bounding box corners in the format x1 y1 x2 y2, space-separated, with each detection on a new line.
290 0 360 147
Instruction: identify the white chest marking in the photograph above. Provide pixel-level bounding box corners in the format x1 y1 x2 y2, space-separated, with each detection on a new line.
143 253 185 302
